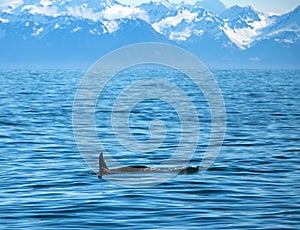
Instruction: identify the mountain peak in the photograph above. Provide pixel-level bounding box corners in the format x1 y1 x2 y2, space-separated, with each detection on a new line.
219 5 261 20
99 0 121 7
142 0 172 8
194 0 226 13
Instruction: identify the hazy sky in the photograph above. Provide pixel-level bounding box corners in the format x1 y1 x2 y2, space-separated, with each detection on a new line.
119 0 300 14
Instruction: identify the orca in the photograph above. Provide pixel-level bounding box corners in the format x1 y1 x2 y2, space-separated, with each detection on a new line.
97 152 200 178
98 152 156 178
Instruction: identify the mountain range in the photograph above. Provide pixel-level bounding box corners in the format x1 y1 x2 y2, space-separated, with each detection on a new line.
0 0 299 69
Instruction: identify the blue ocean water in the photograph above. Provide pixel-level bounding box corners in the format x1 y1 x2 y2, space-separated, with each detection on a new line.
0 69 299 229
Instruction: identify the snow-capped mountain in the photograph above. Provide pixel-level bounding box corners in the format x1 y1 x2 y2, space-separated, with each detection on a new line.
0 0 299 68
219 6 272 49
263 6 300 36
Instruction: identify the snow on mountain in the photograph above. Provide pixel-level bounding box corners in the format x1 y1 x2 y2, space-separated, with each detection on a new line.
233 5 300 51
263 6 300 37
102 4 148 21
220 5 261 23
0 0 24 13
152 8 198 35
0 0 152 37
150 3 238 60
138 0 175 23
220 6 273 49
1 0 147 22
21 2 61 17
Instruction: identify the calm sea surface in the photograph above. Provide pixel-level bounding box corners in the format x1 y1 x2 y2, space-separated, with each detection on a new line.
0 69 299 229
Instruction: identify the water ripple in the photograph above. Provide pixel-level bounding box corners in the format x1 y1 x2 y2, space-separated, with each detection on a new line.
0 70 299 229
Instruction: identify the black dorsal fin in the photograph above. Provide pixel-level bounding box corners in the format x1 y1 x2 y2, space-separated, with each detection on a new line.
98 152 108 178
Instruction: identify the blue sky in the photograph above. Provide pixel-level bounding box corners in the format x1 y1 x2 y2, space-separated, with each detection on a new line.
120 0 300 14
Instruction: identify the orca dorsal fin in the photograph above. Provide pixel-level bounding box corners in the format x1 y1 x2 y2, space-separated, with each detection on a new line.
98 152 108 178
